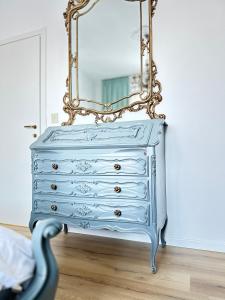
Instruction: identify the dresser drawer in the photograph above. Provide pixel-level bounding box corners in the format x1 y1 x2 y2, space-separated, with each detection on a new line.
33 199 149 225
32 155 148 176
33 177 148 201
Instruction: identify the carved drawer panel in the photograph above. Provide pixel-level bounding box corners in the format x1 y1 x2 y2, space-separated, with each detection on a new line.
33 157 147 176
33 178 148 200
33 199 149 225
34 121 155 148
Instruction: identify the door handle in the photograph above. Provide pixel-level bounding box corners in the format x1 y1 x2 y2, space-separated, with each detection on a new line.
24 125 37 129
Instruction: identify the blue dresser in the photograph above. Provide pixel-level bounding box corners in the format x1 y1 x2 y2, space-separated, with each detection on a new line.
29 120 167 273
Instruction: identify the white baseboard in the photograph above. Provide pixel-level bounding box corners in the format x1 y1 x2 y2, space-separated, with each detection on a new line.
167 235 225 253
68 227 225 253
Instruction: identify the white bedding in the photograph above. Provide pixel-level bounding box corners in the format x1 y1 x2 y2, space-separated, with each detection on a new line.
0 226 35 291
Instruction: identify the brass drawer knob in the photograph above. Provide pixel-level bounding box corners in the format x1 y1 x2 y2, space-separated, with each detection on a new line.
51 205 58 212
114 186 121 193
114 209 122 217
114 164 121 171
51 184 57 191
52 163 59 170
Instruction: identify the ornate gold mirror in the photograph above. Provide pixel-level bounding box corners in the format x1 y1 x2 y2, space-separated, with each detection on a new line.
63 0 165 124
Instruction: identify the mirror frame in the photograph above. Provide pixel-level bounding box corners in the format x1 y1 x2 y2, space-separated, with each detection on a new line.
62 0 165 124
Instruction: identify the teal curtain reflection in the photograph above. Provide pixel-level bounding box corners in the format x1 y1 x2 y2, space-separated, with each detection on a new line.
102 76 129 110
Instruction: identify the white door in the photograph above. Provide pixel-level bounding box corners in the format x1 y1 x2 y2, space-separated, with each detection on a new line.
0 34 45 226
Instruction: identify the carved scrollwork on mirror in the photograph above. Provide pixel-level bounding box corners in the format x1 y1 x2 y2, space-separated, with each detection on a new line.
62 0 165 125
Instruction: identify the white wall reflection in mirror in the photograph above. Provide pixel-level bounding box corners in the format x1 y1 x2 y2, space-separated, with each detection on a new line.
71 0 151 112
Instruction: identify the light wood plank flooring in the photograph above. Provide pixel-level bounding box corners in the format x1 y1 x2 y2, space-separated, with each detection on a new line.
5 225 225 300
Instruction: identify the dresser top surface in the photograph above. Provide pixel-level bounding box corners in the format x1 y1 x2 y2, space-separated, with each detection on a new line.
31 119 166 150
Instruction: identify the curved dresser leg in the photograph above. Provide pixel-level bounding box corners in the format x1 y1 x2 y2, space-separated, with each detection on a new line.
161 217 168 248
29 217 38 233
148 231 159 274
64 224 68 234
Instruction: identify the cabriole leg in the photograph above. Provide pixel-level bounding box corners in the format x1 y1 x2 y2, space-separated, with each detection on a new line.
29 217 38 233
161 217 168 248
148 231 159 274
64 224 68 234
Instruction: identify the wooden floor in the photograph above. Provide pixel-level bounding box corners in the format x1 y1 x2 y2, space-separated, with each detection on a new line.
7 225 225 300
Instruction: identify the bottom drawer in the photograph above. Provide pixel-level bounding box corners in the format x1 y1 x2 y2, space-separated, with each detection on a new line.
33 199 149 225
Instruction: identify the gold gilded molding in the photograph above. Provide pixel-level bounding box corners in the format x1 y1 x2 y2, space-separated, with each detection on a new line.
63 0 90 32
151 0 158 16
147 61 165 119
62 0 165 125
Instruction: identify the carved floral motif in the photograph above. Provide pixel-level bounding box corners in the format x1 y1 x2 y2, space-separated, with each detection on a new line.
33 180 38 190
151 155 156 176
33 161 39 172
76 183 92 194
79 221 90 229
74 205 92 216
75 161 92 172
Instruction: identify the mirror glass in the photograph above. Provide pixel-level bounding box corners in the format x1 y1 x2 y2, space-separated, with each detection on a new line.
70 0 152 112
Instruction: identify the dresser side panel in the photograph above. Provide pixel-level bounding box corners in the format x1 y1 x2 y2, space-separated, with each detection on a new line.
156 125 167 230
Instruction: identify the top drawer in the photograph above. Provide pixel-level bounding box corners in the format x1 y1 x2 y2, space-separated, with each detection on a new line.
32 150 148 177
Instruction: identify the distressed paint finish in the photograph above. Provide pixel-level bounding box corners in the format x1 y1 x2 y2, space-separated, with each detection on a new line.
29 120 167 273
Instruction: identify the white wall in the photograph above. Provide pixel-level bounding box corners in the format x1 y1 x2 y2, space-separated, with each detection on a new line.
0 0 68 124
79 71 96 100
1 0 225 252
155 0 225 252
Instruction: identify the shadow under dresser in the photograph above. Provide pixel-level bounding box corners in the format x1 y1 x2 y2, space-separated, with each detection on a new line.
29 119 167 273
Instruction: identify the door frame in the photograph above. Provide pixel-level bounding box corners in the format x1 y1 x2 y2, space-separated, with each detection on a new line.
0 28 47 133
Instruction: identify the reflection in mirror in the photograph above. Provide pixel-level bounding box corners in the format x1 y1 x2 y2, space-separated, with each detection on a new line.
71 0 151 112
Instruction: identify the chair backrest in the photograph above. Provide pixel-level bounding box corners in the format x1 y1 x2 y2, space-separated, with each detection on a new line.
19 219 62 300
